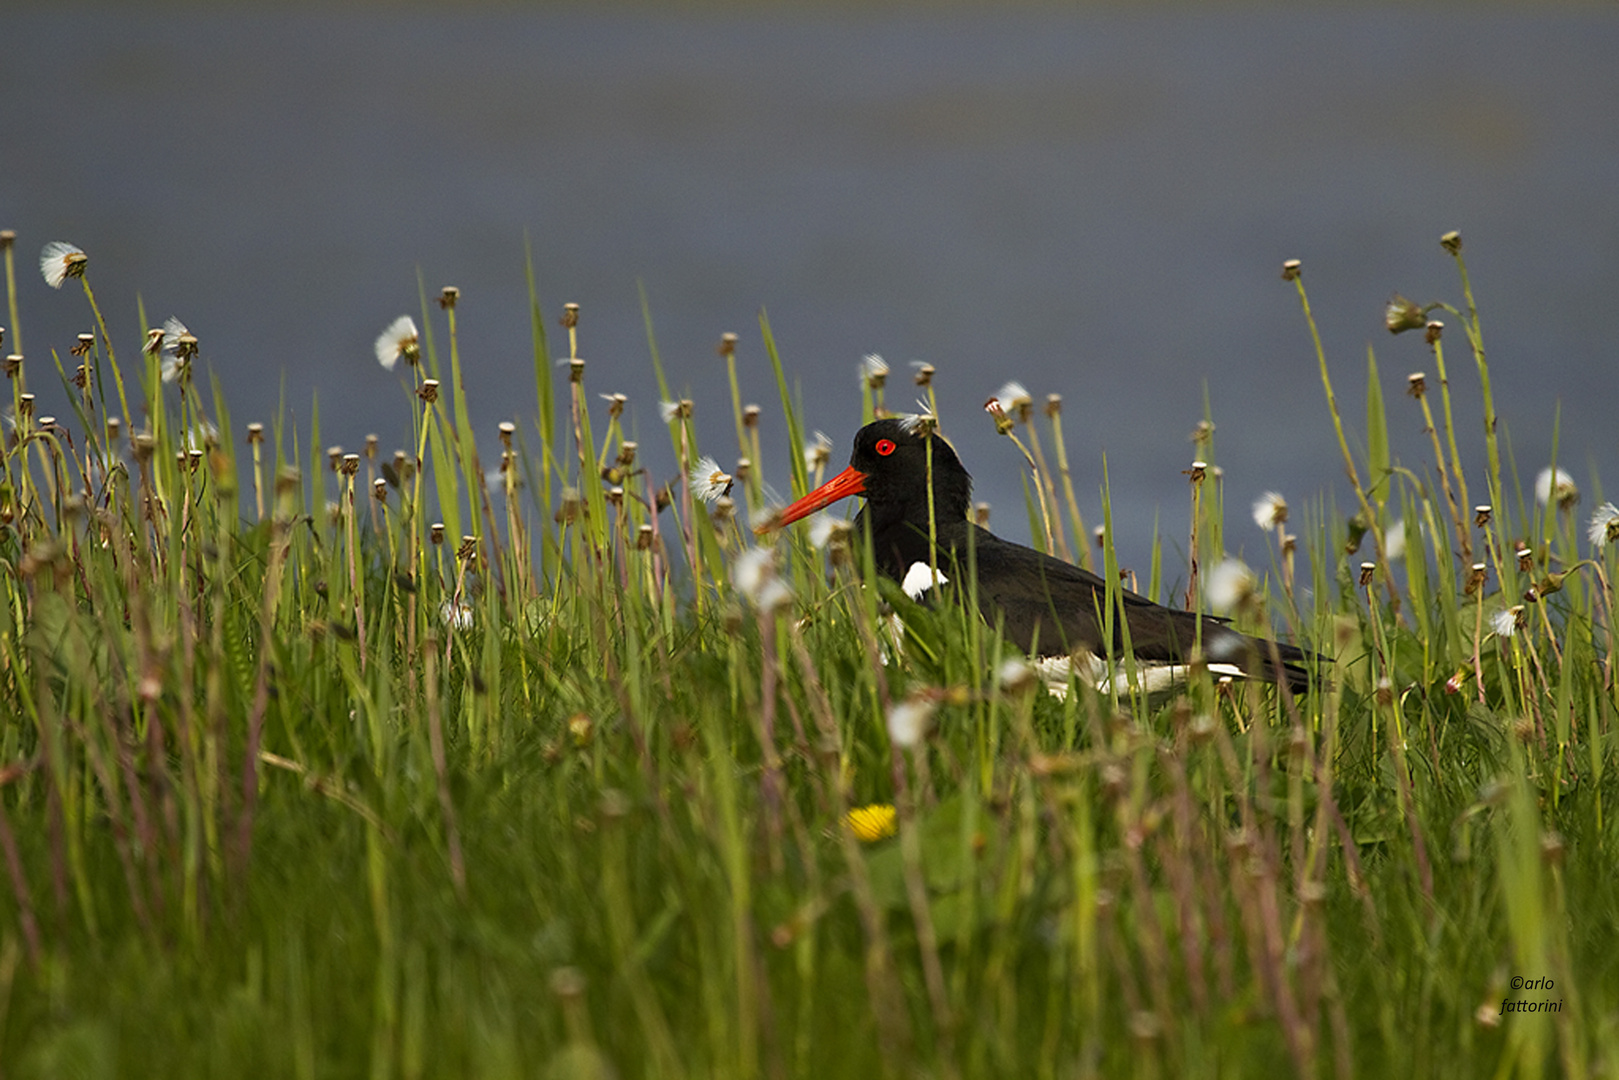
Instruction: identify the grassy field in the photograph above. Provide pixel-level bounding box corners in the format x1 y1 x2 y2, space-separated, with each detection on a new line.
0 229 1615 1078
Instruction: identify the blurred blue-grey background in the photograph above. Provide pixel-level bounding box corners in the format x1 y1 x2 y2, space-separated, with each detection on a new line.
7 4 1617 570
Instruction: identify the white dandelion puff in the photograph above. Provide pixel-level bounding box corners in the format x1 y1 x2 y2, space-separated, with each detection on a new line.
658 400 681 424
1204 557 1256 614
1383 518 1407 562
996 657 1037 694
1588 502 1619 548
732 546 793 611
159 316 198 383
688 456 733 503
859 353 889 386
993 381 1032 411
806 512 849 550
1490 607 1523 639
440 600 474 630
39 241 85 288
803 431 833 471
161 316 192 353
1535 466 1578 508
897 410 936 435
1252 491 1288 529
885 694 935 749
374 315 419 370
183 420 219 452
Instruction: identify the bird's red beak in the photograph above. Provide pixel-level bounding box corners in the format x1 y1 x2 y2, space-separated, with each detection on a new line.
756 465 868 533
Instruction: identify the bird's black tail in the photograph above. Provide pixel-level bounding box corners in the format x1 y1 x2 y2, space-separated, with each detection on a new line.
1203 623 1320 693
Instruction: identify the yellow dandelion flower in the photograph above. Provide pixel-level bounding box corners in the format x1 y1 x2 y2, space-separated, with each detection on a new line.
844 803 898 842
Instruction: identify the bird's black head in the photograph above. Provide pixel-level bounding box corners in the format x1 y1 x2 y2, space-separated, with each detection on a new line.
765 416 972 531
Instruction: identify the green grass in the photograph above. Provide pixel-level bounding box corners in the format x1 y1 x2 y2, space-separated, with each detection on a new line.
1 229 1616 1078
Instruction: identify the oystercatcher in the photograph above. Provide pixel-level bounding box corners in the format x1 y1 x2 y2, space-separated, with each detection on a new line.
762 416 1315 692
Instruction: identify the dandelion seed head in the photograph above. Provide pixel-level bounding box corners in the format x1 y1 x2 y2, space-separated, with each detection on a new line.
1204 557 1256 614
1383 518 1407 563
732 546 792 610
689 456 733 503
993 381 1032 410
897 411 936 436
860 353 889 387
1490 607 1523 639
803 431 833 470
161 316 191 353
1535 466 1578 509
374 315 419 371
996 657 1037 693
440 601 474 630
806 512 849 551
1252 491 1288 529
1588 502 1619 548
39 241 85 288
886 695 935 748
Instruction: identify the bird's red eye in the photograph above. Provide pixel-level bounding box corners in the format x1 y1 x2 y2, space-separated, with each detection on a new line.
875 438 896 456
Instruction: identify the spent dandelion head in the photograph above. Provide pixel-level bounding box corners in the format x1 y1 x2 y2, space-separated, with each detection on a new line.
374 315 420 370
910 360 935 387
40 241 86 289
983 396 1014 436
1384 294 1428 334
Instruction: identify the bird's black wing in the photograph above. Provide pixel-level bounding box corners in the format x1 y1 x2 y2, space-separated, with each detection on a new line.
960 526 1317 689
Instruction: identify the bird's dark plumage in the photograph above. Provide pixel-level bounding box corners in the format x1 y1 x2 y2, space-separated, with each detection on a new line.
768 417 1316 692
